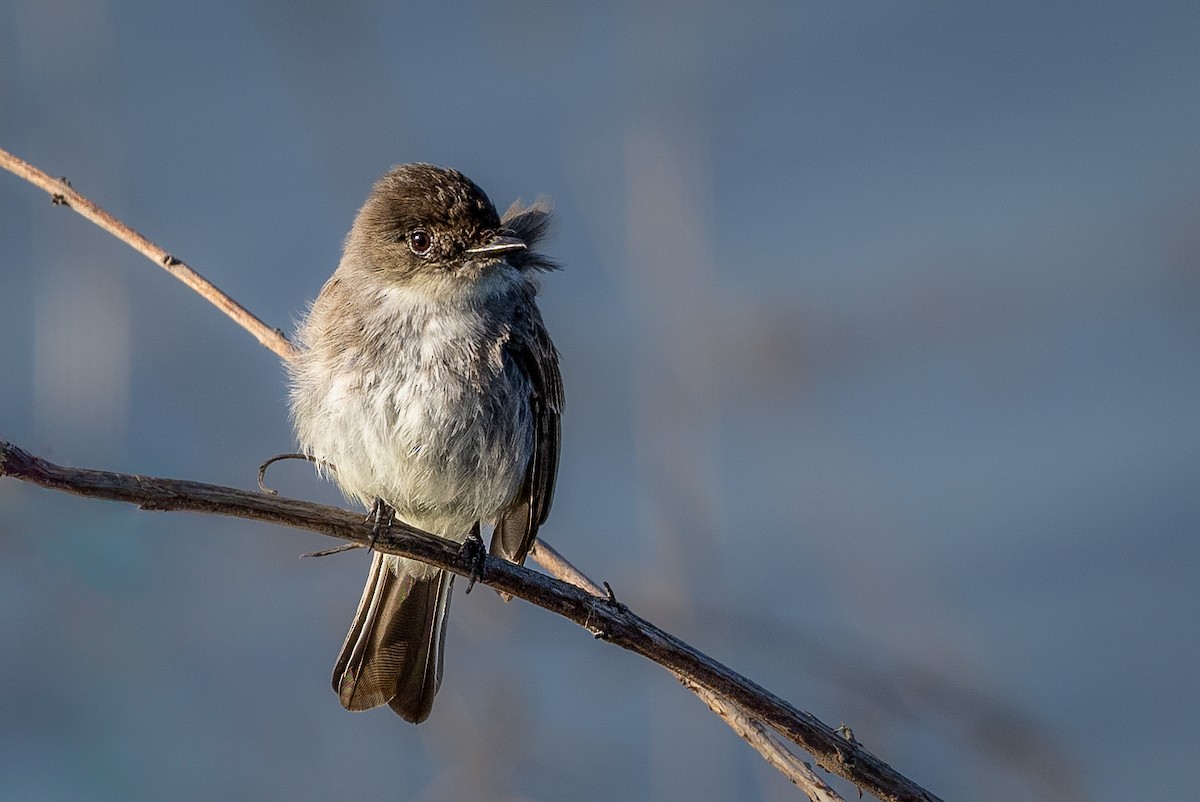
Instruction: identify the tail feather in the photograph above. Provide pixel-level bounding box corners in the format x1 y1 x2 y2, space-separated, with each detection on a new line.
332 552 454 723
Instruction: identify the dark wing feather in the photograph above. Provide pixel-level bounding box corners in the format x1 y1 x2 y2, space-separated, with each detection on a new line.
492 298 562 566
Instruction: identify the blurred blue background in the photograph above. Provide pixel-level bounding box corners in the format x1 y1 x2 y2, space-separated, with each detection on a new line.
2 2 1199 800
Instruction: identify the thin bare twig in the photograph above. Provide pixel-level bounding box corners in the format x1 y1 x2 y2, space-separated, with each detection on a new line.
0 146 295 361
529 541 847 802
529 540 606 596
684 679 848 802
0 441 941 802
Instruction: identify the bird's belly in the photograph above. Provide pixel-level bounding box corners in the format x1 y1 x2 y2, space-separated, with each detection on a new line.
309 365 532 540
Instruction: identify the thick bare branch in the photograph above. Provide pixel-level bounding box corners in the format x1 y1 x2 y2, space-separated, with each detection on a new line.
0 441 940 802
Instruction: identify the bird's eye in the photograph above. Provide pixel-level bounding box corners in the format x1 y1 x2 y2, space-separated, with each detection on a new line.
408 229 432 255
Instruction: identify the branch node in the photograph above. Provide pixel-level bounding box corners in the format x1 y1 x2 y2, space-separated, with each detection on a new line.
161 253 181 267
602 581 628 617
50 176 73 205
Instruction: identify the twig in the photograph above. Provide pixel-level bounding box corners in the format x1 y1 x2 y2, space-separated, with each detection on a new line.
685 679 849 802
0 441 941 802
530 539 606 596
530 542 847 801
0 146 296 361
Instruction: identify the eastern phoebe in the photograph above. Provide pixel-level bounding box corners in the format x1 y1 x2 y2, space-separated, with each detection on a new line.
288 164 562 723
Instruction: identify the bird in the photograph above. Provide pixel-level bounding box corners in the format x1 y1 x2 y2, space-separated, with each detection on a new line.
287 163 562 723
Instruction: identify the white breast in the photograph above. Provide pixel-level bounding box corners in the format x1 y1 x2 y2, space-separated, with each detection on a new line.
290 274 533 542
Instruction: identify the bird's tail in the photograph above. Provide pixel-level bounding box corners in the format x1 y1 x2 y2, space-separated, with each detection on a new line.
332 552 453 723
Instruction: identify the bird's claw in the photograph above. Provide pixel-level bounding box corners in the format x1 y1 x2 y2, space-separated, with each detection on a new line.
366 497 395 550
460 522 486 593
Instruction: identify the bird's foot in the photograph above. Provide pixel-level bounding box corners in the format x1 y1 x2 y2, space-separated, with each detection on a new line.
365 497 395 550
460 521 487 593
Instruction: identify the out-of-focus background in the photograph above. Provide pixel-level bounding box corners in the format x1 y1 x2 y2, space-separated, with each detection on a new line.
2 3 1198 800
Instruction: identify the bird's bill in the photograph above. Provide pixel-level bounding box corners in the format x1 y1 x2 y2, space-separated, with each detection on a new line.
465 235 526 256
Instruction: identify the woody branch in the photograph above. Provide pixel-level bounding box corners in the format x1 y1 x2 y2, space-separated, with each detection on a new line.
1 145 943 802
